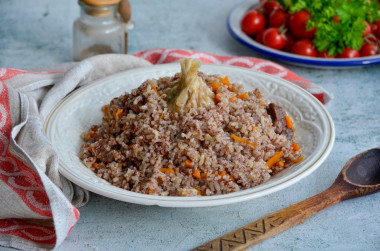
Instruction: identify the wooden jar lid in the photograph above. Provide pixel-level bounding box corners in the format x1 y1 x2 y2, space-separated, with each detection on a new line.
81 0 121 7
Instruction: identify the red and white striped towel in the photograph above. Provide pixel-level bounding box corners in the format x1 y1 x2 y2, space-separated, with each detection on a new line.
0 49 331 250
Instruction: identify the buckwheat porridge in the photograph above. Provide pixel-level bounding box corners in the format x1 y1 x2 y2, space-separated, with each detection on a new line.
79 58 303 196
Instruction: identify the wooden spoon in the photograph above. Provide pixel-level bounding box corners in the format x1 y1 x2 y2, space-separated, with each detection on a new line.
193 148 380 251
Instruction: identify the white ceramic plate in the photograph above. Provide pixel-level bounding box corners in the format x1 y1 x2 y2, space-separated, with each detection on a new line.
228 0 380 68
44 63 335 207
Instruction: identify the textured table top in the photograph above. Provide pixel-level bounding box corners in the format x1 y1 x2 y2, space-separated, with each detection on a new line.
1 0 379 250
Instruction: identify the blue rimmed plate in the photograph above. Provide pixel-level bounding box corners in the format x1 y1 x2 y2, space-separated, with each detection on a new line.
228 0 380 68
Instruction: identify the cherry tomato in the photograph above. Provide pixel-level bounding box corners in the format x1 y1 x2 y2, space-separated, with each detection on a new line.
291 39 317 57
262 27 286 50
317 51 335 58
283 33 295 52
241 10 266 36
255 29 265 43
269 9 289 27
364 33 378 44
338 48 360 58
289 10 316 38
360 43 379 57
375 20 380 38
332 15 340 23
362 21 371 37
263 1 282 15
370 23 378 36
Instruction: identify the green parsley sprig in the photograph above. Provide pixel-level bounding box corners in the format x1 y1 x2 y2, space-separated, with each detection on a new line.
277 0 380 55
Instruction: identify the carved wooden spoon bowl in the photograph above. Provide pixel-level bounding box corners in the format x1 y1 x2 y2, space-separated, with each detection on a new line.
194 148 380 251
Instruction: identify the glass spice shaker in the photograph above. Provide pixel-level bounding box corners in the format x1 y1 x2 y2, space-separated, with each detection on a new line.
73 0 125 61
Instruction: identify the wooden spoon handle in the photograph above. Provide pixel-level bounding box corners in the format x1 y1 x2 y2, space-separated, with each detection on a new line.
193 185 344 251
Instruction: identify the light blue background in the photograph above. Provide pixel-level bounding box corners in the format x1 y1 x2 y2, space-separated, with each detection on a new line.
0 1 379 250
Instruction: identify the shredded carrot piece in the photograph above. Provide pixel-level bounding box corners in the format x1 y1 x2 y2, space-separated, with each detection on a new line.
237 92 248 100
210 82 222 92
168 168 175 174
230 96 236 102
193 169 201 179
88 145 93 152
89 130 96 137
196 188 201 195
277 161 284 167
247 142 256 147
285 115 293 129
201 173 208 179
230 175 236 182
151 85 158 93
231 134 256 147
103 104 109 116
116 109 123 116
291 143 300 151
252 126 258 130
291 143 300 153
228 87 237 93
231 134 245 143
216 93 223 103
220 170 226 178
266 151 284 168
92 163 98 168
146 188 154 194
219 76 231 86
293 156 304 163
185 159 192 168
160 114 164 119
159 168 175 174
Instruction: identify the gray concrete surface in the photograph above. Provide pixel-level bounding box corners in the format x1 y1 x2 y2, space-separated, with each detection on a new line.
1 0 379 250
